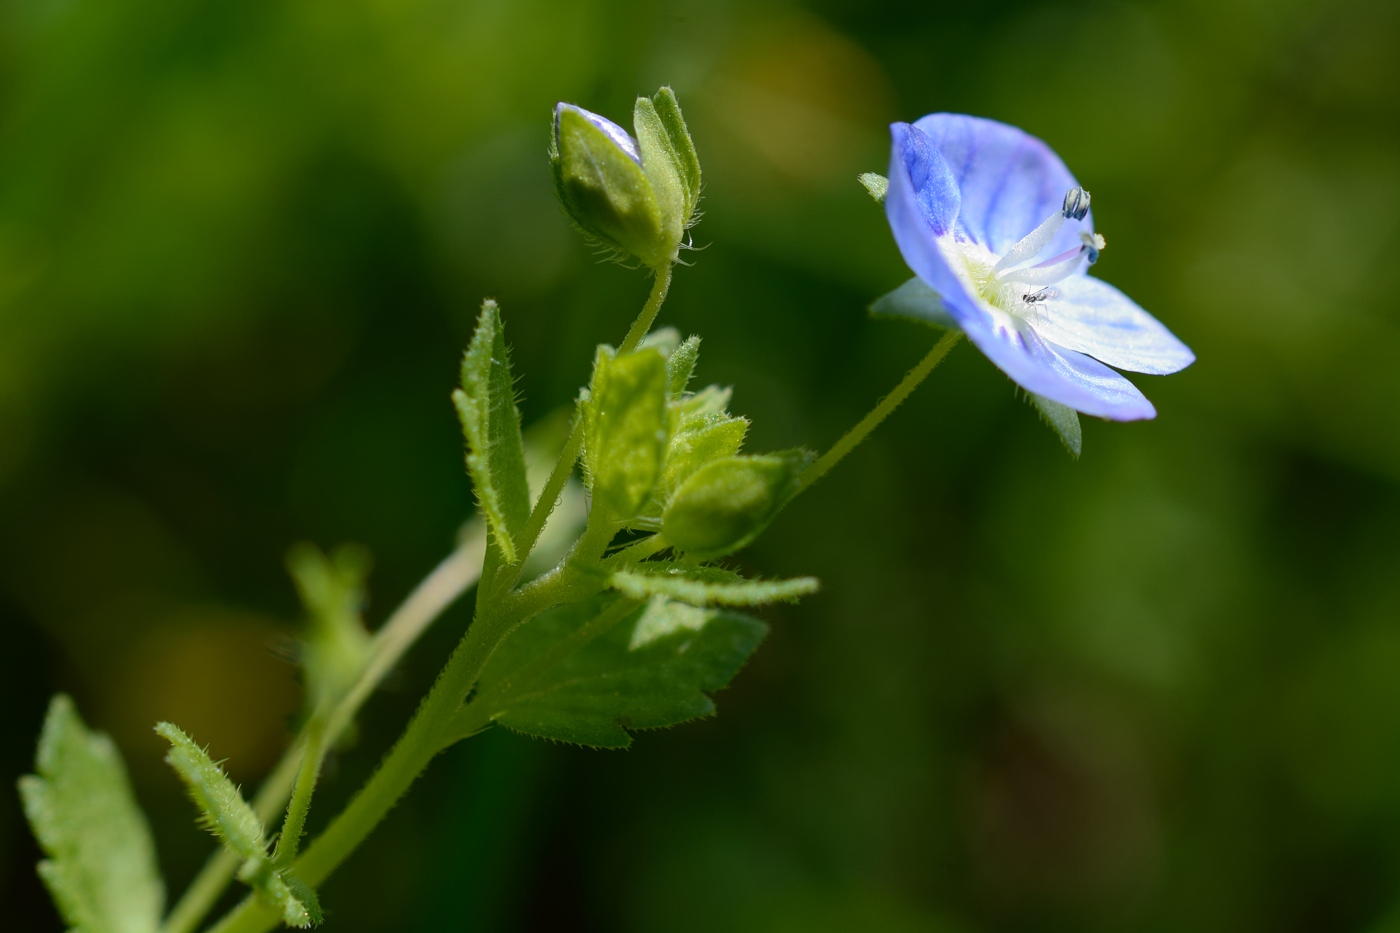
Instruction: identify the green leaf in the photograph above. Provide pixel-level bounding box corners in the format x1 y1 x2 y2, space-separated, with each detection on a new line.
476 595 767 748
666 335 701 397
678 383 732 419
612 564 819 607
1029 392 1083 458
287 542 372 712
453 299 531 563
869 276 958 330
637 325 681 359
858 172 888 202
240 859 322 929
156 722 265 862
156 723 319 928
650 86 702 220
18 695 164 933
583 348 670 522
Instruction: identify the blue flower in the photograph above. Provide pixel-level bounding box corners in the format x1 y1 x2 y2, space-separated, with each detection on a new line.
885 114 1194 420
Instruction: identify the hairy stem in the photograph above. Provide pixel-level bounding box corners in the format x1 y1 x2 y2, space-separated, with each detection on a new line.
795 330 962 494
271 723 323 867
618 264 673 354
203 266 677 933
160 534 486 933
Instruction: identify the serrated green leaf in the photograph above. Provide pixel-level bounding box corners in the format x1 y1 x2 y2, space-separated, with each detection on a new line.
583 348 670 522
156 723 320 928
870 276 958 330
858 172 888 202
666 335 700 397
612 564 819 607
454 299 531 564
651 87 702 219
18 695 164 933
475 595 767 748
287 542 372 712
1029 392 1083 458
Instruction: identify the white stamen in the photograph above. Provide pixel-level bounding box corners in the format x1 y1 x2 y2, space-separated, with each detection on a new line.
1000 247 1087 287
992 211 1064 275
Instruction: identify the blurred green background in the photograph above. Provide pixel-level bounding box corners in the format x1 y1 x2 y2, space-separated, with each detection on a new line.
4 0 1400 930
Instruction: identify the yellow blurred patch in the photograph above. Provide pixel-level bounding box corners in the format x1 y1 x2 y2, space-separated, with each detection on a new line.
701 13 892 189
111 606 302 782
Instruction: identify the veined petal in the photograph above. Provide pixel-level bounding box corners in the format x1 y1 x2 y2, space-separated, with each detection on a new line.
960 309 1157 421
885 123 973 317
911 114 1086 259
1030 275 1195 375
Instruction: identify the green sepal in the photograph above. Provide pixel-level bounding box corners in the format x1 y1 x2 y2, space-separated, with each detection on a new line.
453 299 531 564
662 449 813 560
19 695 165 933
612 564 819 607
858 172 889 202
475 595 767 748
550 105 669 269
286 542 372 713
582 347 671 523
870 276 958 330
1029 392 1083 458
633 95 688 263
651 87 702 220
156 723 320 928
661 415 748 500
666 335 701 397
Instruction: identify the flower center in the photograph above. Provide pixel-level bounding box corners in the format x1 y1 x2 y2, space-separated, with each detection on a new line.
959 187 1106 319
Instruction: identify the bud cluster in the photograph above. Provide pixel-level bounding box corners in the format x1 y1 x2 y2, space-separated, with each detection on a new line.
581 328 810 560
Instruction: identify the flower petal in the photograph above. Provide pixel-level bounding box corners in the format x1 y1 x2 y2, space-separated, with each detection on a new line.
555 103 640 164
911 114 1085 259
960 308 1157 421
1030 275 1195 375
885 122 972 319
887 121 1155 421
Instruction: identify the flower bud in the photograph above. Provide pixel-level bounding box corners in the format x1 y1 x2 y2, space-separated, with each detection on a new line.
550 88 701 271
662 451 809 559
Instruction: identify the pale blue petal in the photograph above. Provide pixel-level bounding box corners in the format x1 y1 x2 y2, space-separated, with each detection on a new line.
959 312 1158 421
911 114 1086 259
886 120 1156 421
1032 275 1195 375
555 103 640 164
885 122 972 319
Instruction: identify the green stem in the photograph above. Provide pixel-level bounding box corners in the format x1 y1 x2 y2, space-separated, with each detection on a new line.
160 535 486 933
271 723 323 866
618 264 672 354
795 330 962 495
204 266 678 933
205 590 548 933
